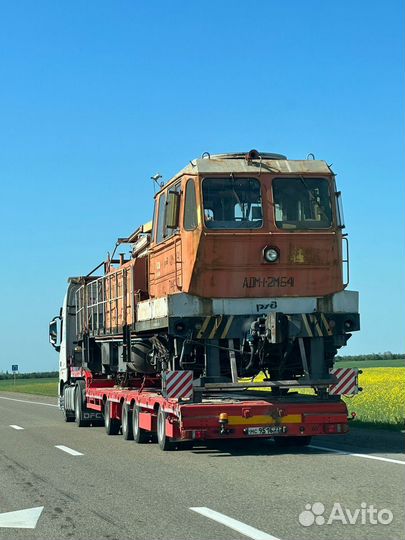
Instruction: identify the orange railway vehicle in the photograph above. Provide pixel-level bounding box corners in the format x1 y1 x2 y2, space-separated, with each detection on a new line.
50 150 360 450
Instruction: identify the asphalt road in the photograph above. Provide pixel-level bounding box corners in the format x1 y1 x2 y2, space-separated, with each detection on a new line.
0 391 404 540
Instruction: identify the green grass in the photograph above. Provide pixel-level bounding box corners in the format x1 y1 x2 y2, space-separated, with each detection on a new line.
336 358 405 368
0 377 58 397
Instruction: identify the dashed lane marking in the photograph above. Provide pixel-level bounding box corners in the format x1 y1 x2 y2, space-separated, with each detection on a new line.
9 425 24 430
190 507 281 540
55 445 83 456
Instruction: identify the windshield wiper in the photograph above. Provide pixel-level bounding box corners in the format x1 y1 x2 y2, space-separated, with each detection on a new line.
298 176 329 221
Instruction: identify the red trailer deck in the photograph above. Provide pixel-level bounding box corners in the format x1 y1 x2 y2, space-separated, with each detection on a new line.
81 371 350 451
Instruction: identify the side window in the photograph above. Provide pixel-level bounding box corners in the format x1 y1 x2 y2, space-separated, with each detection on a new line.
165 182 181 240
155 183 181 244
184 179 198 230
156 192 166 243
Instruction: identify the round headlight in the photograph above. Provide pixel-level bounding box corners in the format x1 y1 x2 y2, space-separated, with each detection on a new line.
263 247 279 263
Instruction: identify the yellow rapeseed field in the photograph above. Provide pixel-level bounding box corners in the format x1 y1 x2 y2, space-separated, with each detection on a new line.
343 367 405 428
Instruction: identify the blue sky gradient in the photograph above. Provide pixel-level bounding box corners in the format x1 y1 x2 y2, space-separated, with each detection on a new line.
0 1 403 372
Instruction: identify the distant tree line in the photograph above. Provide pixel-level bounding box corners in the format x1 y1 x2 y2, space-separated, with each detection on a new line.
0 371 58 380
335 352 404 362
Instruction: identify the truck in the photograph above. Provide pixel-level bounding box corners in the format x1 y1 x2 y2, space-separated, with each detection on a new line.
49 150 360 450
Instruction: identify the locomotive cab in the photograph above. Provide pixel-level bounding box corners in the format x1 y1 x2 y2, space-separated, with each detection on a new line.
149 153 346 300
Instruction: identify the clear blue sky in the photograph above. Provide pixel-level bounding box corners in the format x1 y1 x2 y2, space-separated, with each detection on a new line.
0 1 403 372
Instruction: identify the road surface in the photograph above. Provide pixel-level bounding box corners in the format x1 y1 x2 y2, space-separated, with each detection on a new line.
0 391 404 540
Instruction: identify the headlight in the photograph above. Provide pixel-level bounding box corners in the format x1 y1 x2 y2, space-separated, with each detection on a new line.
263 246 279 263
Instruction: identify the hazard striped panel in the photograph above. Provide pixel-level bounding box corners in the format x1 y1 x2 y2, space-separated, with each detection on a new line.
163 370 194 400
329 368 359 395
196 315 234 339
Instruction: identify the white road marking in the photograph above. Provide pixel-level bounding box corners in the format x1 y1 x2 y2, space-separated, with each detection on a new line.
0 396 58 407
309 444 405 465
0 506 43 529
9 425 24 430
190 507 280 540
55 445 83 456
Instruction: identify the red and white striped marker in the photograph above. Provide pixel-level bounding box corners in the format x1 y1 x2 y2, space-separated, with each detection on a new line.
329 367 359 395
163 370 193 400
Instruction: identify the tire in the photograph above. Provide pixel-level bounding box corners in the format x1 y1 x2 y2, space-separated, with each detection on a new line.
64 407 75 423
75 385 88 427
132 405 149 443
122 402 134 440
104 400 120 435
63 387 75 422
157 406 175 451
179 441 194 450
274 436 312 448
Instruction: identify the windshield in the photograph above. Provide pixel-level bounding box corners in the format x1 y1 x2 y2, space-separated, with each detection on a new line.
202 177 263 229
272 177 332 229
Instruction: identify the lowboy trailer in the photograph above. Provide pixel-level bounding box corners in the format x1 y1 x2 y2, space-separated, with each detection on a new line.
50 150 360 450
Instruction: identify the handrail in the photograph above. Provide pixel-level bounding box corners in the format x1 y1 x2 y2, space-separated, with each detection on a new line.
342 236 350 287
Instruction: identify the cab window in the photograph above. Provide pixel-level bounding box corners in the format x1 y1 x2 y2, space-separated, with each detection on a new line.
184 179 198 230
273 177 332 229
155 183 181 243
156 192 166 243
202 177 262 229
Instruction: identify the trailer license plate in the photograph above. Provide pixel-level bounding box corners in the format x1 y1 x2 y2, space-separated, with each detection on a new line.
246 425 287 436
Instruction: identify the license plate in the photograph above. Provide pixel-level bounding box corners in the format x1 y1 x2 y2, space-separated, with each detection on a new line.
245 425 287 436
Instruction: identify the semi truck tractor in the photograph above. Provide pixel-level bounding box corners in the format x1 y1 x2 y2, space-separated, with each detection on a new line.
49 150 360 450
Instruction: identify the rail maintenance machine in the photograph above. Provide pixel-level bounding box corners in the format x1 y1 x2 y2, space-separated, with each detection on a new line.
50 150 360 450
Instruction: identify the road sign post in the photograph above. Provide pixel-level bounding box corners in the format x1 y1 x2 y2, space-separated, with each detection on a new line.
11 365 18 385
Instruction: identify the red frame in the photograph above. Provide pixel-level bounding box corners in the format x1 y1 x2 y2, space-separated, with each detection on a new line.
81 371 349 442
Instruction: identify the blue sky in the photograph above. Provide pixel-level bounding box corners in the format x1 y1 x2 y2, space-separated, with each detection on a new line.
0 1 403 372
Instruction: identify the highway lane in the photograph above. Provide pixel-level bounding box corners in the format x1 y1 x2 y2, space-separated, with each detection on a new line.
0 392 404 540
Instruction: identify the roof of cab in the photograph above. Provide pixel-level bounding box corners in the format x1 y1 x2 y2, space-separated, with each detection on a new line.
157 152 332 195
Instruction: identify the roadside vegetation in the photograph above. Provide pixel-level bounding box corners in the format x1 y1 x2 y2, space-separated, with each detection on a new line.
344 367 405 430
0 377 57 397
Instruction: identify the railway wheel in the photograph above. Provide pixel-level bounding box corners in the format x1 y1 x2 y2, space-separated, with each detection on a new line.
273 436 312 448
157 406 175 451
122 402 134 440
75 384 89 427
104 400 120 435
132 405 149 444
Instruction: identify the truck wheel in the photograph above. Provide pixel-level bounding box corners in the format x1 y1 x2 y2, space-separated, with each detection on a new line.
179 441 194 450
75 385 89 427
122 402 134 440
132 405 149 444
104 400 120 435
157 406 175 451
64 407 75 423
274 436 312 448
63 387 75 422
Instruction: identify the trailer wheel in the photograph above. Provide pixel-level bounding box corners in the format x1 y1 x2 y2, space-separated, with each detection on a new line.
75 385 89 427
104 400 120 435
122 402 134 440
132 405 149 444
274 436 312 448
157 406 175 451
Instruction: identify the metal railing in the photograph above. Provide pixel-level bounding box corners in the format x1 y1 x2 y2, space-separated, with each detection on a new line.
75 268 132 336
